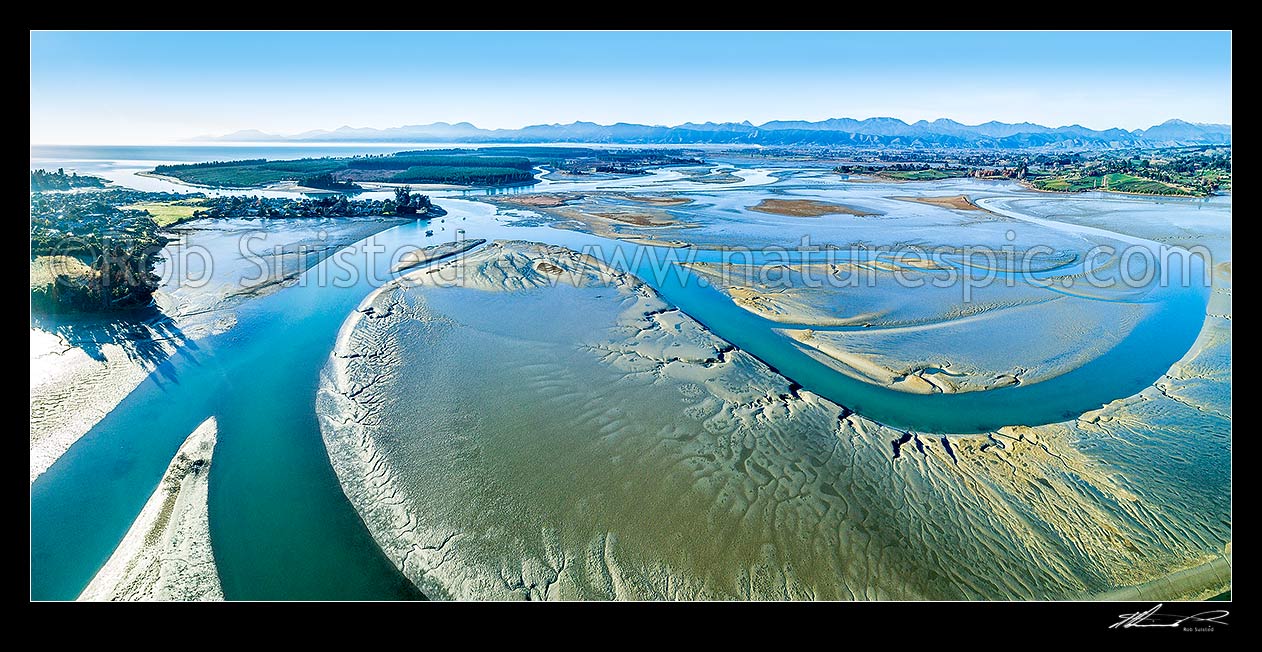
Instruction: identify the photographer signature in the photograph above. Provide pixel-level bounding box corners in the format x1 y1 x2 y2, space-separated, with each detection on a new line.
1111 604 1229 629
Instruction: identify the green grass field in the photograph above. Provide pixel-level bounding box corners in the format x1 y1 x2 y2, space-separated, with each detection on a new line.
124 200 205 227
1029 172 1197 196
1030 175 1100 192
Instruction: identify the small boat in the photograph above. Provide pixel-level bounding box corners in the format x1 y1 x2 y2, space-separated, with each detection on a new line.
425 229 434 237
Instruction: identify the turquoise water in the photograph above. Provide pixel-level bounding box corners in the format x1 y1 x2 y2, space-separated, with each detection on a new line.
30 151 1219 600
31 223 430 600
631 252 1207 432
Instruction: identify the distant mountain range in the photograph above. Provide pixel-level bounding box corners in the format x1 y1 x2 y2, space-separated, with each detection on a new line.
197 118 1232 149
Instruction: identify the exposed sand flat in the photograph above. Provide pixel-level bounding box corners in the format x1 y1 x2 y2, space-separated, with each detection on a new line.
891 194 982 211
586 211 675 227
681 239 1166 394
30 323 180 483
537 200 696 248
553 204 680 228
680 167 744 184
392 238 486 273
394 240 628 292
616 193 694 206
681 262 872 326
492 193 583 208
747 198 879 217
778 295 1150 394
727 284 854 325
318 241 1227 600
79 418 222 601
682 259 1068 329
1035 263 1231 598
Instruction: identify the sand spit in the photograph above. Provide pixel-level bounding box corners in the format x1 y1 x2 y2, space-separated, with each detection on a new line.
747 198 879 217
891 195 983 211
319 241 1227 600
392 238 486 273
78 418 222 601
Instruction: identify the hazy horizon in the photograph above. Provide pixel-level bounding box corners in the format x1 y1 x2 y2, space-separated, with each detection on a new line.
31 31 1232 145
208 114 1232 139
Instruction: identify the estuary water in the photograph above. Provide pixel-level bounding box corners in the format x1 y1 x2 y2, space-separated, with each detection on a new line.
30 146 1226 599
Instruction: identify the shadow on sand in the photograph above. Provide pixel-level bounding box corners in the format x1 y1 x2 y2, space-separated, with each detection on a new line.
31 305 198 386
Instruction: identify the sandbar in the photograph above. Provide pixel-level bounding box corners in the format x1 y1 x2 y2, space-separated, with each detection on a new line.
891 194 982 211
78 417 222 601
746 198 879 217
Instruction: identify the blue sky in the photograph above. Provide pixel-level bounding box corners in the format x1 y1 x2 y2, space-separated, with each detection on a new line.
30 31 1232 144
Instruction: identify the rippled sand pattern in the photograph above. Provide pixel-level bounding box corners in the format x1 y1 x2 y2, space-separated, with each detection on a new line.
319 241 1228 600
